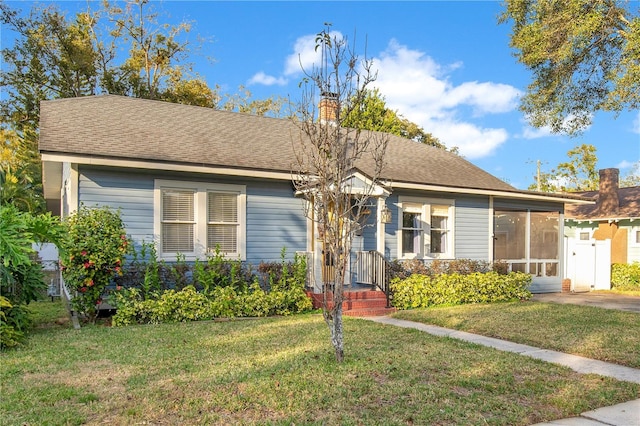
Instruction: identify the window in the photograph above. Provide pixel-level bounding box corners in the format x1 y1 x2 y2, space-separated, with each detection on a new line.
398 197 454 259
579 232 590 241
155 180 246 260
493 210 559 277
161 189 195 252
207 192 238 253
636 230 640 244
430 205 450 254
401 203 423 257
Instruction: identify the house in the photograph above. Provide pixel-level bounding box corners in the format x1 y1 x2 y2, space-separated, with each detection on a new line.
40 95 591 301
564 168 640 291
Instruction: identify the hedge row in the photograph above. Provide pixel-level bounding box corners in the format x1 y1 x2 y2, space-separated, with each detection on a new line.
112 284 312 326
611 262 640 291
390 271 532 310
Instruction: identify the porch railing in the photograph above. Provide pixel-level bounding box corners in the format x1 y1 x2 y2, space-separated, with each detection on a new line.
355 250 391 307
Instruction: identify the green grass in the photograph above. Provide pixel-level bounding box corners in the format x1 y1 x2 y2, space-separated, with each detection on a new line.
0 300 638 425
393 300 640 368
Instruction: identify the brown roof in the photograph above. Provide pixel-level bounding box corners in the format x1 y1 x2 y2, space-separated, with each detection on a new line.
565 186 640 220
39 95 517 192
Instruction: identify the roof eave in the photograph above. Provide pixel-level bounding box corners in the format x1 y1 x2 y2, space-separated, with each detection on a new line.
383 180 596 204
40 152 295 182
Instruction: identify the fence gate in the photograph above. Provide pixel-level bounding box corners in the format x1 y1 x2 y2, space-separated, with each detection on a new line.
567 239 611 292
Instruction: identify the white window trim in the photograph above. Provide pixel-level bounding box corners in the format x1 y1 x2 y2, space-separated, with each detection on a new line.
397 196 455 260
632 226 640 246
154 179 246 261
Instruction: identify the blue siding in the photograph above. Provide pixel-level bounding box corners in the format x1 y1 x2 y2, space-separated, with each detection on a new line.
385 194 399 259
78 166 307 266
455 196 490 260
384 192 492 261
246 182 306 264
78 167 155 243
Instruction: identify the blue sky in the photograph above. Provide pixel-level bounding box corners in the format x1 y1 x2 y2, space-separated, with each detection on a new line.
5 1 640 189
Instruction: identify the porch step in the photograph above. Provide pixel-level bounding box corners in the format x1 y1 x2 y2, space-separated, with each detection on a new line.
306 290 396 317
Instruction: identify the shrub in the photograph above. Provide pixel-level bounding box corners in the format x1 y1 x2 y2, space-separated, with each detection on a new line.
611 263 640 290
0 296 27 349
389 258 503 281
390 271 532 310
111 246 311 326
0 205 65 348
194 247 252 293
111 280 313 326
257 248 308 291
60 205 131 322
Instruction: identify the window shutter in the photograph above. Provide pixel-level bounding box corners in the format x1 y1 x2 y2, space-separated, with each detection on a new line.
161 189 195 252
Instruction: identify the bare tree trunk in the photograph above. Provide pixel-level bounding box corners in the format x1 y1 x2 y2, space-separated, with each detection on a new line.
325 304 344 362
292 25 388 363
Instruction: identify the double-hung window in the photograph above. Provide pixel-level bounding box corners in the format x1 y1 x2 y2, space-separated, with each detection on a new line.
161 189 196 253
398 197 454 259
155 180 246 260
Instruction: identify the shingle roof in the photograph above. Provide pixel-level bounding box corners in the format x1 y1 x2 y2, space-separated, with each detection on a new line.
39 95 516 192
565 186 640 220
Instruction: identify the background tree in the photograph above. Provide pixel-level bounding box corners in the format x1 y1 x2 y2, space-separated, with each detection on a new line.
620 161 640 187
220 85 290 117
1 1 286 213
529 144 599 192
499 0 640 134
343 88 448 150
0 4 99 213
293 27 388 362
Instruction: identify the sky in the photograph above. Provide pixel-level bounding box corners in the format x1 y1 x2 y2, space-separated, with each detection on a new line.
4 0 640 190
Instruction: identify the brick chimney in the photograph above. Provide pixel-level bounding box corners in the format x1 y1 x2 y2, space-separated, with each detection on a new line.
596 168 620 216
318 92 338 123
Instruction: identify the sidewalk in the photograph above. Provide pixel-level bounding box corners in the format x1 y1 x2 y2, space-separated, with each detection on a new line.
367 317 640 426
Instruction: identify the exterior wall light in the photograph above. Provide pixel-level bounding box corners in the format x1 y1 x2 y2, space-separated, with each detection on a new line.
381 206 392 224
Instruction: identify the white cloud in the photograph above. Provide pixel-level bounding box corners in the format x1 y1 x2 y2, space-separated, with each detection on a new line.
284 31 345 76
521 124 554 139
261 35 521 159
616 160 635 170
425 119 509 159
247 72 287 86
371 40 519 158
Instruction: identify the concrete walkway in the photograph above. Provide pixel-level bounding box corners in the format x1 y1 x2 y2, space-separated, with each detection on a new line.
532 292 640 313
366 317 640 426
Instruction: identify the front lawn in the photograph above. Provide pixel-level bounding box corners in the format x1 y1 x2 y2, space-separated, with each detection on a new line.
393 300 640 368
1 300 638 425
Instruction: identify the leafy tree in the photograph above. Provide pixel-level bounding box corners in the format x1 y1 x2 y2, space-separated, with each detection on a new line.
499 0 640 134
293 26 388 362
529 144 599 192
220 86 290 117
1 2 291 212
0 4 98 213
1 128 44 212
621 161 640 187
343 88 447 149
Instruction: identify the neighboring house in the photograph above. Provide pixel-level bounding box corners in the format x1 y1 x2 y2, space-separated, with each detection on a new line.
564 168 640 291
40 95 591 295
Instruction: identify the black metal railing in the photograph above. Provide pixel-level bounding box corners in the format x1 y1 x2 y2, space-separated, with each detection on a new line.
355 250 391 307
